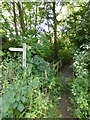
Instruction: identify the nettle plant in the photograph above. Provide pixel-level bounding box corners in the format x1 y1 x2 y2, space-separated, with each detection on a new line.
1 53 62 118
70 44 89 118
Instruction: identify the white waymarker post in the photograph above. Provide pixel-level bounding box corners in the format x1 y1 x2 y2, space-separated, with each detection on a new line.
9 43 26 67
23 43 26 67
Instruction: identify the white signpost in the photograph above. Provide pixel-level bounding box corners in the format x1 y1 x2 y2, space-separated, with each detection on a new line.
9 43 26 67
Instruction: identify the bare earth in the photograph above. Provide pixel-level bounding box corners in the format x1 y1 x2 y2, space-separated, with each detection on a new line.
60 64 73 118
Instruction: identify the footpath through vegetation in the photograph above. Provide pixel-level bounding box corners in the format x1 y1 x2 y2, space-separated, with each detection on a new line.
60 64 73 118
0 1 89 119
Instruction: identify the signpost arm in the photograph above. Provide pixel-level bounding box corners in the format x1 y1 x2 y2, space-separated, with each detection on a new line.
9 43 26 67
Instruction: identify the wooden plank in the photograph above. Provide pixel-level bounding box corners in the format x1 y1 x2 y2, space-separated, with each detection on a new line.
45 64 47 80
23 43 26 67
9 48 23 52
9 43 27 67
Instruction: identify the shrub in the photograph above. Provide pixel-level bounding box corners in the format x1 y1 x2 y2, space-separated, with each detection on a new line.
70 44 89 118
1 53 62 118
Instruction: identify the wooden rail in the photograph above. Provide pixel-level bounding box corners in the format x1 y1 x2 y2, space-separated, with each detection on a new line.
44 58 63 78
30 57 63 80
52 60 62 73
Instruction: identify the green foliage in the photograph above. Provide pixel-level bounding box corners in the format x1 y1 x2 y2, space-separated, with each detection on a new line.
1 52 62 118
57 36 73 65
17 34 54 62
1 1 90 119
2 36 19 53
70 44 89 118
58 48 73 65
63 2 90 48
0 50 4 57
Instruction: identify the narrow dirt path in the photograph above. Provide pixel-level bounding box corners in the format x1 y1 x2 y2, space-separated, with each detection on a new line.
59 64 73 118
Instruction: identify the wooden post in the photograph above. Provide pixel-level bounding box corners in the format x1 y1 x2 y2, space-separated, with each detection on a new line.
23 43 26 67
45 64 47 80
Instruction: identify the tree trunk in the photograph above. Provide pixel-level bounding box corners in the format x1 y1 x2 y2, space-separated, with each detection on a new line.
12 0 18 36
30 14 31 29
53 2 58 59
47 3 52 43
17 2 25 34
35 4 37 38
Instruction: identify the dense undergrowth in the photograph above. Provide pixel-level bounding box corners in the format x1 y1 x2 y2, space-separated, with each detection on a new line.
1 50 62 118
69 44 89 118
1 1 90 119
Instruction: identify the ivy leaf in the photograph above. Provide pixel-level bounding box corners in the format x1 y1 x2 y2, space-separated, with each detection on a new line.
17 104 24 112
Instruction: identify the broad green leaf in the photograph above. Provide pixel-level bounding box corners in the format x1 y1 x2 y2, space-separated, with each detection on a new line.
31 80 39 89
21 97 26 103
0 50 4 57
25 113 31 118
17 104 24 112
2 112 7 118
17 97 20 102
12 103 18 109
8 96 15 103
8 111 13 118
2 103 9 113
